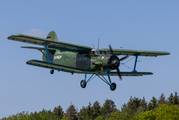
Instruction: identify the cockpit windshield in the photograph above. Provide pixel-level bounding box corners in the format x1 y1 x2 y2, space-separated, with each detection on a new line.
90 49 109 56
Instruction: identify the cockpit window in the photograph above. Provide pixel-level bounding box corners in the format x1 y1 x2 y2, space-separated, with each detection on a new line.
100 51 103 54
95 51 100 55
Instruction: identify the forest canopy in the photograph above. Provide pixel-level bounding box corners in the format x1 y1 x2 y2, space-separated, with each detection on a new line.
1 92 179 120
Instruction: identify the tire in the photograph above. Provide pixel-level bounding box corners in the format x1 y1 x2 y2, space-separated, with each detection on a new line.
110 83 116 91
50 70 54 74
80 80 86 88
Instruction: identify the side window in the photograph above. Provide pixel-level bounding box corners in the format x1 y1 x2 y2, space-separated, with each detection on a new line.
100 51 103 54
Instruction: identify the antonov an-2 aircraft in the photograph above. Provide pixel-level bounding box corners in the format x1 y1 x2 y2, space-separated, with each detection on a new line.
8 31 170 91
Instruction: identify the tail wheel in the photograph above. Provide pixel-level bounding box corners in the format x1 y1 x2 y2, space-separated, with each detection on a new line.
50 69 54 74
80 80 86 88
110 83 116 91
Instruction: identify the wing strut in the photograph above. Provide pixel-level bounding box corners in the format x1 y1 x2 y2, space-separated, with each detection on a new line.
42 42 52 63
132 55 139 72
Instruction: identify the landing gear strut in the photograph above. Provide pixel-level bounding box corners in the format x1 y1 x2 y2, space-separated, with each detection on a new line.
80 71 117 91
50 69 54 74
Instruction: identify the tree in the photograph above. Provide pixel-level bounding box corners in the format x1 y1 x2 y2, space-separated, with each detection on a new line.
65 104 78 120
122 96 148 116
173 91 179 105
53 105 64 119
101 99 116 118
86 102 92 119
77 106 87 120
134 104 179 120
158 93 167 105
168 93 174 105
91 101 101 119
148 96 157 110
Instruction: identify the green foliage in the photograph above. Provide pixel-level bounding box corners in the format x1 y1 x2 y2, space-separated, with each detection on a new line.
134 104 179 120
5 110 60 120
108 110 131 120
94 116 105 120
61 116 70 120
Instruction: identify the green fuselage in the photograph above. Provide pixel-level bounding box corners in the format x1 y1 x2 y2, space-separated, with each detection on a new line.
43 49 110 71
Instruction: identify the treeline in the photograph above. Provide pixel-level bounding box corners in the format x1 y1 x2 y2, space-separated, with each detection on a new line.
2 92 179 120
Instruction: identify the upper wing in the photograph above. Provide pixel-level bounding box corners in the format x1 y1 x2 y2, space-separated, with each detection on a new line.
102 49 170 56
21 46 56 51
8 34 92 54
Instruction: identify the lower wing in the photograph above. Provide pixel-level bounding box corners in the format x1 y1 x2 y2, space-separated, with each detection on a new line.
26 60 153 76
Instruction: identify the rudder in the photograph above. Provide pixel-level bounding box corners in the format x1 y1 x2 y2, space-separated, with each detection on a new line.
46 30 58 41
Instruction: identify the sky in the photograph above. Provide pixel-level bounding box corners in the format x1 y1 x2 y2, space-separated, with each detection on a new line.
0 0 178 118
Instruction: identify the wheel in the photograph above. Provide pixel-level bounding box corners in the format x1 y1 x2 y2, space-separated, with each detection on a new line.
110 83 116 91
80 80 86 88
50 69 54 74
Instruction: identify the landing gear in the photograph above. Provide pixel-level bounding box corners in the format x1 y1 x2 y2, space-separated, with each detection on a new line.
50 69 54 74
80 80 86 88
110 83 116 91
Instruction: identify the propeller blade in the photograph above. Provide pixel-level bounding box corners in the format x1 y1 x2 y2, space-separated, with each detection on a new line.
119 54 129 61
109 44 115 58
116 68 122 80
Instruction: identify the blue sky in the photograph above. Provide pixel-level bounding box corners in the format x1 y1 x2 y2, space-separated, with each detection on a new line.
0 0 178 118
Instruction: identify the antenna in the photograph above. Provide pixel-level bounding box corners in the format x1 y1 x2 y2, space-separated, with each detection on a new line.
92 44 95 49
98 39 100 49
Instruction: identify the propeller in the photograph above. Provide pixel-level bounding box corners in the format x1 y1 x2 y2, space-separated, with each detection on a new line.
103 45 129 80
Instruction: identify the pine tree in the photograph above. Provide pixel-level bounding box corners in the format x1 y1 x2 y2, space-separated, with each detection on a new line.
101 99 116 117
86 102 92 118
168 93 174 105
148 96 157 110
127 97 141 113
65 104 78 120
140 97 148 111
158 93 167 105
92 101 101 119
77 106 87 120
173 91 179 105
53 105 64 119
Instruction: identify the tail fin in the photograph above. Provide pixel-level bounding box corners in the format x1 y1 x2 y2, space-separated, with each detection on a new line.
43 31 57 62
46 30 58 41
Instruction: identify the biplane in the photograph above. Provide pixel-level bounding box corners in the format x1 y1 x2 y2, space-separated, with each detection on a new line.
8 31 170 91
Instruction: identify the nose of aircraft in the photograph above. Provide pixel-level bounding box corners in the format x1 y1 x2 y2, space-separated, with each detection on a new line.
103 45 129 80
